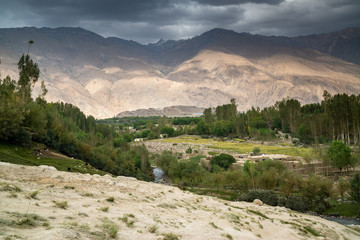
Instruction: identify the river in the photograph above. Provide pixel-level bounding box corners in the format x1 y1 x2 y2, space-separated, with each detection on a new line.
320 216 360 226
153 167 164 183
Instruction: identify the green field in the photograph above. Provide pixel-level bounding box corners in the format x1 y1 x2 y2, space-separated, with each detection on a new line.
159 136 311 157
324 200 360 218
0 144 107 175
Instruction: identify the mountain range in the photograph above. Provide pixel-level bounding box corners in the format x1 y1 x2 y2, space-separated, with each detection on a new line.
0 27 359 118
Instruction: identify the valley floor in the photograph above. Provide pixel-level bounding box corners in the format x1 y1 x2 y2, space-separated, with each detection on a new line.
0 162 359 240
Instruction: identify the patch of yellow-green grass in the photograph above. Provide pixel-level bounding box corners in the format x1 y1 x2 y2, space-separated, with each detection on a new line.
158 136 216 145
233 138 246 142
155 136 310 157
210 142 310 157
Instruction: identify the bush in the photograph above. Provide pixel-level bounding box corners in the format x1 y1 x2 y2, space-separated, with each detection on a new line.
241 190 279 206
253 147 260 155
285 195 308 212
102 218 118 238
313 199 330 213
156 151 178 174
186 147 192 154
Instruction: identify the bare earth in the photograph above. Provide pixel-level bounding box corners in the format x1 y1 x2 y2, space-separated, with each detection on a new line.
0 162 359 240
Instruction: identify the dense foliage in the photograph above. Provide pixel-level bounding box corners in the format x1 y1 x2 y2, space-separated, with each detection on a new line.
195 93 360 144
209 153 236 171
0 54 153 180
99 91 360 146
350 172 360 215
328 140 352 172
156 149 357 213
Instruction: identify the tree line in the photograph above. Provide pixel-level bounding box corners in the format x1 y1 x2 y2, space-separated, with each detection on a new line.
195 93 360 145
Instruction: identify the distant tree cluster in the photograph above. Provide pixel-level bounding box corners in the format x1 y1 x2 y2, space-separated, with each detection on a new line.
194 92 360 145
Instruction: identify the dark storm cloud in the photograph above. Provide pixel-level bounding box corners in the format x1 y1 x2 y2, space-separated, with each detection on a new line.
0 0 359 43
13 0 171 23
191 0 284 6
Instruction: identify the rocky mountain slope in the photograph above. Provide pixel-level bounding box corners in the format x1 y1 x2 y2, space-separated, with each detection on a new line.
0 27 359 118
1 162 359 240
117 105 204 117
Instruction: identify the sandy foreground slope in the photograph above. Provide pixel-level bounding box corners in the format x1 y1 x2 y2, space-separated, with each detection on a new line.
0 162 359 240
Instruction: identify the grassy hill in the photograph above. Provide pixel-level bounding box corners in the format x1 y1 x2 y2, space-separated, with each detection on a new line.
0 143 107 175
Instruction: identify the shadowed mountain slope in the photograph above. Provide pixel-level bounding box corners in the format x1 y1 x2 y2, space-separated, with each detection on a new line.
0 27 359 118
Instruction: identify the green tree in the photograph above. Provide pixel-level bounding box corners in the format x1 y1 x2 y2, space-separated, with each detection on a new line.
156 150 178 174
253 147 260 156
278 98 301 133
203 108 214 124
349 172 360 216
301 175 333 212
160 126 175 137
279 170 302 197
298 124 313 144
243 160 257 189
0 76 24 141
258 167 278 190
337 178 350 202
210 153 235 171
17 54 40 103
328 140 351 173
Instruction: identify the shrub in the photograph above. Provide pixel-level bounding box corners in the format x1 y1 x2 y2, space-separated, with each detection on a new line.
285 195 308 212
54 201 68 209
28 190 39 199
350 172 360 216
162 232 180 240
119 214 136 227
156 151 178 174
253 147 260 156
148 224 158 233
99 206 109 212
185 147 192 154
241 190 279 206
102 218 118 238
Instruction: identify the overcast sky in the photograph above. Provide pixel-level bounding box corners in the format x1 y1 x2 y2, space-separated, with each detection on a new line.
0 0 359 43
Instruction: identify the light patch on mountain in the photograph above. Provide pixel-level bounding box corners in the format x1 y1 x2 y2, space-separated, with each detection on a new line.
1 27 359 118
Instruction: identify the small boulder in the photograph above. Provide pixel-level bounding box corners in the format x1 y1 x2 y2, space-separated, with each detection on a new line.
39 165 57 171
108 181 116 185
253 199 263 206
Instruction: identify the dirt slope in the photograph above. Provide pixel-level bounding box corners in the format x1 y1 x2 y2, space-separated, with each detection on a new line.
0 162 359 240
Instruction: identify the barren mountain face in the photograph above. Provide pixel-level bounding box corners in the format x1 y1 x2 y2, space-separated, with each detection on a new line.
0 27 359 118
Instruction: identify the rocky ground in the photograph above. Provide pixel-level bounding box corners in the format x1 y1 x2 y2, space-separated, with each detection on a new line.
1 162 360 240
142 139 236 158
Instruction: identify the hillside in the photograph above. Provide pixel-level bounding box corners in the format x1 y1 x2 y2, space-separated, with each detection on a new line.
0 27 359 118
117 105 205 117
1 162 359 240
